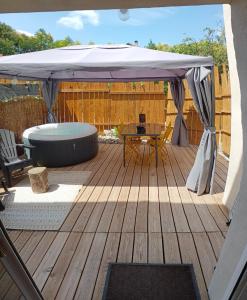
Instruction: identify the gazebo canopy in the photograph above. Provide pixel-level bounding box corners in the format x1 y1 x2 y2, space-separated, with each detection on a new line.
0 44 216 197
0 44 213 81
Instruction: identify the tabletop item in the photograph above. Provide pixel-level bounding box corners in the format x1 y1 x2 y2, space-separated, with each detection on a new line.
136 126 146 134
139 113 146 124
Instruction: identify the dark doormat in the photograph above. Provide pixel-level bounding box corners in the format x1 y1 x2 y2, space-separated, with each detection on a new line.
102 263 201 300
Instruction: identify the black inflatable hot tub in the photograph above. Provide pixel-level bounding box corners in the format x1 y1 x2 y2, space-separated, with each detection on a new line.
23 122 98 167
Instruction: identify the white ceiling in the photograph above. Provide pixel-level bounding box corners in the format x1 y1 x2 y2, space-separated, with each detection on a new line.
0 0 229 13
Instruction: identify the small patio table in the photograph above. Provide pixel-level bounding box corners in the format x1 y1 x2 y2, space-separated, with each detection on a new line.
121 123 163 168
0 177 8 211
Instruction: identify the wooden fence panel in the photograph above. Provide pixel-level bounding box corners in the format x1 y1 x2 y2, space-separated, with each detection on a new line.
0 96 47 141
0 65 232 155
56 81 167 134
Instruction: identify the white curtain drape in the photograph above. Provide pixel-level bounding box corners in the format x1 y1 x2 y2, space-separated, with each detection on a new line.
170 79 189 146
186 66 217 195
41 79 59 123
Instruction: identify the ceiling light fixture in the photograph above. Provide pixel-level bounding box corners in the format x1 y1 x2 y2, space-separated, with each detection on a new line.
118 9 129 21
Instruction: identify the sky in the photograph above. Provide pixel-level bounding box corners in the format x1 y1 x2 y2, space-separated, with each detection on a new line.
0 5 223 46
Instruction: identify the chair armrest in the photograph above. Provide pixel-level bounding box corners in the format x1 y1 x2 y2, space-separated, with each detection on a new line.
16 144 36 149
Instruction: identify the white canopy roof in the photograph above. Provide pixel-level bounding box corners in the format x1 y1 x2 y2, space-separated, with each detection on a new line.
0 44 213 81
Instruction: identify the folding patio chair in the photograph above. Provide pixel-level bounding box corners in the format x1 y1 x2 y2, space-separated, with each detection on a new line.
118 123 142 159
148 122 173 161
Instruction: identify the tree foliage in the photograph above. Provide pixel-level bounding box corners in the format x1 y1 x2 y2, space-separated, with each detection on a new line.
0 22 228 66
0 22 80 55
146 26 228 66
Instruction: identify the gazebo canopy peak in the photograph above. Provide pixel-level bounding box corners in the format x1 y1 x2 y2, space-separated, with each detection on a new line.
0 44 213 81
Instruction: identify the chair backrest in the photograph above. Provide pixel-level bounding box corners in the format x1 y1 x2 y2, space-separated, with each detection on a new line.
117 123 124 135
160 122 173 143
164 122 173 142
117 122 125 142
0 129 18 163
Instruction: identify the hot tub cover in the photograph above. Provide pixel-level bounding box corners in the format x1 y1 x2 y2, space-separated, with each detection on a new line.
23 123 97 141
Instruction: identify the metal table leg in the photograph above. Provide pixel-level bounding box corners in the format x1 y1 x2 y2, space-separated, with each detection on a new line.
123 135 126 167
155 137 158 168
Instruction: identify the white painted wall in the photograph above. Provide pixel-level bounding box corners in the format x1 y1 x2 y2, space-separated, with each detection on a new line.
222 3 243 211
209 1 247 299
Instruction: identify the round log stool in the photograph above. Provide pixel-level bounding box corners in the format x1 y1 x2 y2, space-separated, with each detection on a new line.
28 167 49 193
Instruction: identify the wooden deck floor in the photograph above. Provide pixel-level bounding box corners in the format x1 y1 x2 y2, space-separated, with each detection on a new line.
2 143 229 300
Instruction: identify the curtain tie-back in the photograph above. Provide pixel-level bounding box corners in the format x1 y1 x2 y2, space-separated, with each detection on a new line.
205 126 216 133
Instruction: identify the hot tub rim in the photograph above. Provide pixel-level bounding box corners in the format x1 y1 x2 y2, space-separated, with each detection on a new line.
23 122 97 142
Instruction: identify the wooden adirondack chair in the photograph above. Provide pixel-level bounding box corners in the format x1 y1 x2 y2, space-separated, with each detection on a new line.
0 129 34 187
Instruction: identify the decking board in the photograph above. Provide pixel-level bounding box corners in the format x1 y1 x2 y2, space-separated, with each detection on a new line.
3 143 229 299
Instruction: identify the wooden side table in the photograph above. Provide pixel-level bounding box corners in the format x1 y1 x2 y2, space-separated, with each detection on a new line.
28 167 49 193
0 177 8 211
